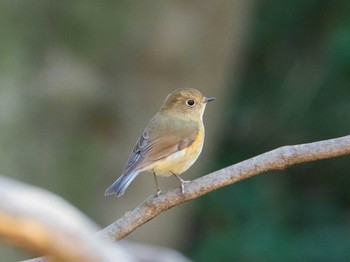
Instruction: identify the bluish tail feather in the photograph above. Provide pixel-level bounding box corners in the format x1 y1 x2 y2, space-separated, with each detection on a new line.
105 171 140 197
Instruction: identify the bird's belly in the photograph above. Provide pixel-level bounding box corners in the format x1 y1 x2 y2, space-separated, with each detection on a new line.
149 130 204 176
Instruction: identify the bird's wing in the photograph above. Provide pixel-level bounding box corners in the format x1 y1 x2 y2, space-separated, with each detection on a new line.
121 115 199 176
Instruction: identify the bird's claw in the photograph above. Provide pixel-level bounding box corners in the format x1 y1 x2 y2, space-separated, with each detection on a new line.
180 180 190 194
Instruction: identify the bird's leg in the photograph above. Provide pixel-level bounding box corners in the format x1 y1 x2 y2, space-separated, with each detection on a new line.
153 170 161 196
171 172 190 194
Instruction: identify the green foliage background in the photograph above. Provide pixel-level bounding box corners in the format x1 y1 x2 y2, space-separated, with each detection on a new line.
190 1 350 261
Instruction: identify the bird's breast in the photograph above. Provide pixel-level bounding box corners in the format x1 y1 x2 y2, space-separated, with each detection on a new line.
150 126 205 176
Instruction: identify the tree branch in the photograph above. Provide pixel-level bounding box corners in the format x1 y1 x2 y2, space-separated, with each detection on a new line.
2 135 349 261
97 135 350 241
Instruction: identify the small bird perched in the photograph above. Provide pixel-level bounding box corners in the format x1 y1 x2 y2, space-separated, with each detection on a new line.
105 88 215 197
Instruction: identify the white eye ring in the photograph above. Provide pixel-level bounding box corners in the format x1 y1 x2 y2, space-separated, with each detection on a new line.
186 99 196 107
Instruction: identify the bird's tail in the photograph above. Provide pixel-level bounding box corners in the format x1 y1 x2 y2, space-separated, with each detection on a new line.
105 171 140 197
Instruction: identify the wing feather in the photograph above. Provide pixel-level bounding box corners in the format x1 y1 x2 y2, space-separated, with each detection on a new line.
122 114 199 176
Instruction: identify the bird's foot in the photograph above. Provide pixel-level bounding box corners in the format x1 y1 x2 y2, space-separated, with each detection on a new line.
180 179 190 194
172 172 190 194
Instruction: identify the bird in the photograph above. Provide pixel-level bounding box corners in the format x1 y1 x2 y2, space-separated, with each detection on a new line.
105 88 215 197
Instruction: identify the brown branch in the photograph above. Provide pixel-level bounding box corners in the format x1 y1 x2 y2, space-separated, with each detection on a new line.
97 135 350 241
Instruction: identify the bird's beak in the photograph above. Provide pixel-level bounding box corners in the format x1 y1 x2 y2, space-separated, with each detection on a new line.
204 97 216 103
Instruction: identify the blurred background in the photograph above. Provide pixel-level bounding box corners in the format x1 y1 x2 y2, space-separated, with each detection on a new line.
1 1 350 261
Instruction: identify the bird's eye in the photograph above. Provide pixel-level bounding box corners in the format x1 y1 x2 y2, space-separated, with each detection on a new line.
186 99 195 107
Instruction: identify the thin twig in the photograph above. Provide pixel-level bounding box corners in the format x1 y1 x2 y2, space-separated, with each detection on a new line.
97 135 350 241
